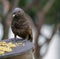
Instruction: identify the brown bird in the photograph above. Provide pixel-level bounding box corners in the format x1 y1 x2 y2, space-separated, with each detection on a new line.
11 8 35 41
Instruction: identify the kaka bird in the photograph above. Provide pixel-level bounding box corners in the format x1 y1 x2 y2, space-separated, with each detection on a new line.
11 8 35 41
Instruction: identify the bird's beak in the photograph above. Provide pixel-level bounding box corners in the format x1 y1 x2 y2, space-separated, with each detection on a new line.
12 14 15 17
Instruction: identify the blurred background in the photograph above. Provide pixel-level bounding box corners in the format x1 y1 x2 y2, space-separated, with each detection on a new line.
0 0 60 59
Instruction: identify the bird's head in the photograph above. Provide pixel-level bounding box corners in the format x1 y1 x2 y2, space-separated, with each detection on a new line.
12 8 24 18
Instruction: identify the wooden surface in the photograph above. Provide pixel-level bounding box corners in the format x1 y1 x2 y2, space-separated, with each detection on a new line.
6 50 33 59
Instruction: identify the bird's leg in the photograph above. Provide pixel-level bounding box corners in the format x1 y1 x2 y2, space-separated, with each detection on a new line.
14 34 17 42
15 34 16 38
28 34 32 42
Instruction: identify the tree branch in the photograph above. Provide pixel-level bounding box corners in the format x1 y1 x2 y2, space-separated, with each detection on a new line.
43 0 55 14
33 0 55 58
23 0 40 11
2 0 20 39
40 24 58 57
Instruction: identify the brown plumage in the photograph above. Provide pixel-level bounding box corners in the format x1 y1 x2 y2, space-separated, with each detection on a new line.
11 8 34 41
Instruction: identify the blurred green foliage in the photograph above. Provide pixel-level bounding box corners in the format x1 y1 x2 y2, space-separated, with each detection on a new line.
19 0 36 21
45 0 60 24
18 0 60 24
39 0 48 8
0 0 60 24
19 0 27 8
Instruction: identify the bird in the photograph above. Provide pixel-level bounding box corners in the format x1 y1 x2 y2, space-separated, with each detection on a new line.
11 8 36 42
